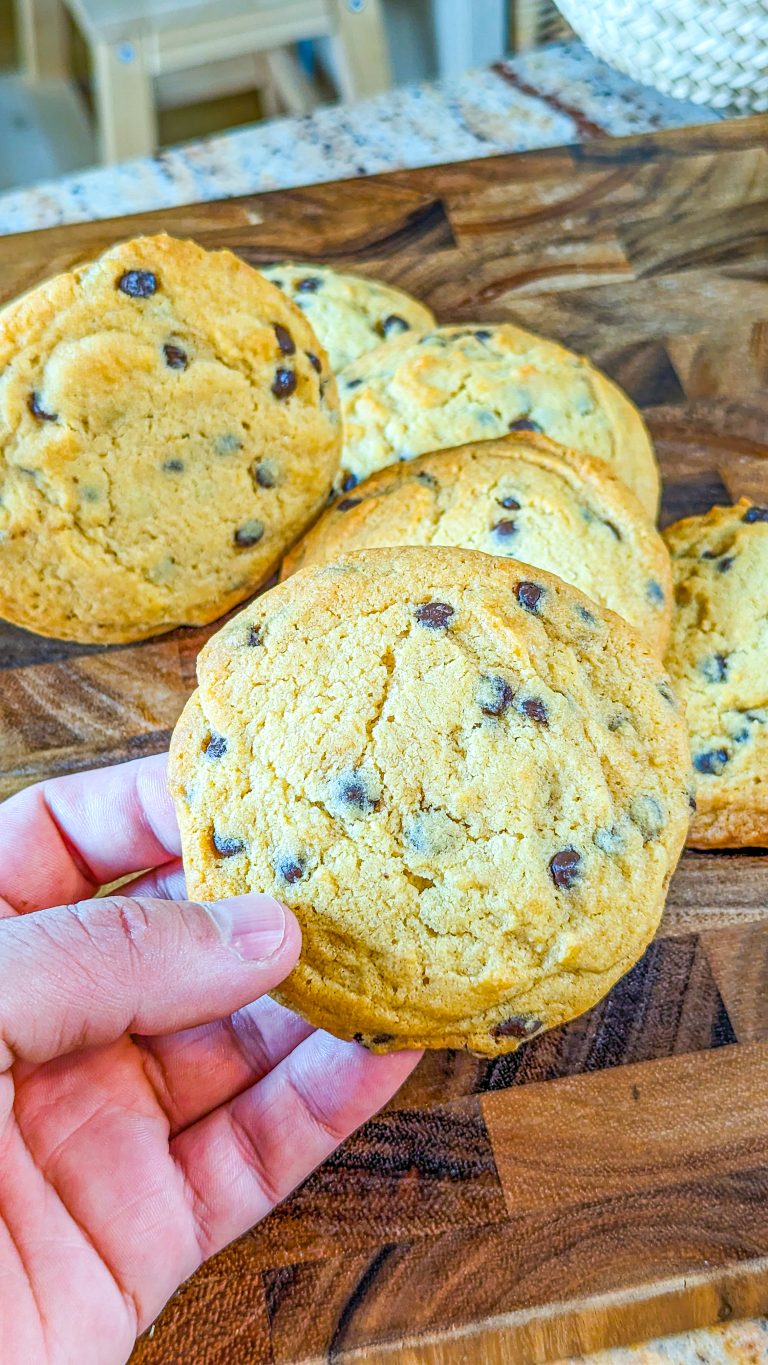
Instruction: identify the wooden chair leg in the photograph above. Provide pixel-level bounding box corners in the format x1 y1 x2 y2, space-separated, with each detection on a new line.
330 0 392 102
263 47 320 116
510 0 543 52
433 0 507 77
93 37 157 164
15 0 69 80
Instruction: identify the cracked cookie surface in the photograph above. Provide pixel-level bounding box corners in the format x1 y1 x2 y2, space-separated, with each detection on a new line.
664 499 768 847
170 545 691 1054
0 233 341 643
261 262 434 373
284 434 672 652
336 323 659 516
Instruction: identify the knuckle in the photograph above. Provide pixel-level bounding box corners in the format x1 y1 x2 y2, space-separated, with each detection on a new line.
101 896 153 951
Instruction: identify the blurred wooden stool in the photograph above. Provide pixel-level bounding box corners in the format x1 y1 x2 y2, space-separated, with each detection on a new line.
15 0 393 163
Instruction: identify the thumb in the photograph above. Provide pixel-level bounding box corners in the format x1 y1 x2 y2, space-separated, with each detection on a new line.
0 894 301 1069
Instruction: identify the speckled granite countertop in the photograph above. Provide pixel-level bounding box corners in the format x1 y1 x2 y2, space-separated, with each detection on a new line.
0 35 764 1365
0 40 719 236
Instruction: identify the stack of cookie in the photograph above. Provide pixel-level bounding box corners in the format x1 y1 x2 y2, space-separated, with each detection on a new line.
269 260 767 859
1 234 758 1057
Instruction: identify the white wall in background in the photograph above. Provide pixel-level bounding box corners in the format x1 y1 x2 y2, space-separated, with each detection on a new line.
384 0 438 84
321 0 508 94
432 0 507 78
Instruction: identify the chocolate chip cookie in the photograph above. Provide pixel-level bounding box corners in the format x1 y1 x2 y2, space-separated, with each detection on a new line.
0 233 341 643
284 434 672 652
169 546 691 1054
336 324 659 516
664 499 768 847
261 262 434 372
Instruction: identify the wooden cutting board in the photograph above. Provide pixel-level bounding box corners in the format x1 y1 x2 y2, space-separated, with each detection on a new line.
1 114 768 1365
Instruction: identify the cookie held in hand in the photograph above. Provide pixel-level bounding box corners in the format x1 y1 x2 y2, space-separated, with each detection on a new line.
170 546 691 1055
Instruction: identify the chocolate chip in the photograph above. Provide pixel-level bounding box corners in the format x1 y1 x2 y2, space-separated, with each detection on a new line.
474 329 492 341
270 277 284 291
163 342 188 370
416 470 439 488
247 625 263 646
601 517 623 541
213 831 245 857
378 314 409 338
346 378 363 390
334 770 380 815
491 1015 542 1040
28 391 57 422
549 848 581 889
306 351 322 373
516 581 544 613
717 556 735 573
630 794 665 840
252 461 277 489
353 1033 366 1045
700 652 728 683
701 549 718 560
341 472 358 492
646 579 665 605
371 1032 395 1045
297 276 321 292
577 604 597 626
234 519 264 547
276 855 305 884
118 269 157 298
162 458 184 472
594 826 626 855
743 505 768 523
273 323 295 355
338 496 362 511
415 601 454 629
508 417 542 433
689 792 698 812
657 681 676 706
694 748 729 775
205 733 227 759
492 518 518 539
516 695 548 725
215 433 242 455
478 675 515 716
272 367 297 399
497 495 521 510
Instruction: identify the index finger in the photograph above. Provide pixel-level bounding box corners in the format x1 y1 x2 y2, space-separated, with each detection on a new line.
0 752 180 914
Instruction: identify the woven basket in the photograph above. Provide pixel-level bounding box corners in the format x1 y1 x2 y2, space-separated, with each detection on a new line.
554 0 768 112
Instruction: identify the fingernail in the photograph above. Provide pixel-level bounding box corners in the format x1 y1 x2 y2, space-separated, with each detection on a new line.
210 895 287 962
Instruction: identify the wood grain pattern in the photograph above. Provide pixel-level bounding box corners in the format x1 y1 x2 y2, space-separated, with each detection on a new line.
701 922 768 1043
0 114 766 1365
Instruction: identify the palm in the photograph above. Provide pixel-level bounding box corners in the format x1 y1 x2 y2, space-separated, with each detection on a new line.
6 1038 174 1362
6 999 335 1362
0 756 418 1365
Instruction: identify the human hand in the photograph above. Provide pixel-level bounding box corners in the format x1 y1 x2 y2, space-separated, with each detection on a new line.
0 754 419 1364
